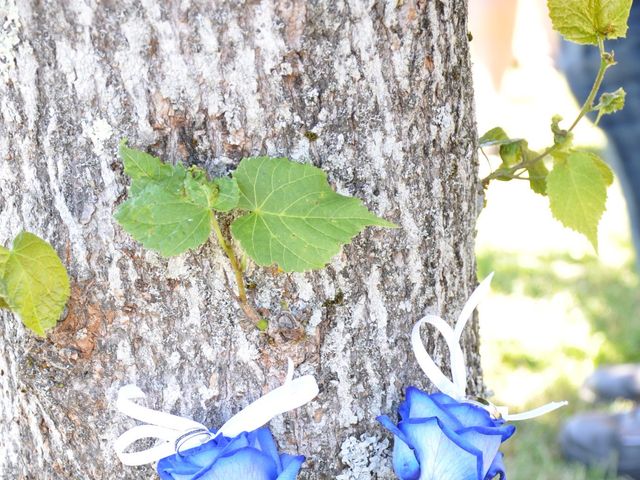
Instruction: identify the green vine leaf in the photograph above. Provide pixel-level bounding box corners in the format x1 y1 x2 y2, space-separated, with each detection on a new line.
0 233 70 336
0 247 9 309
590 153 614 186
547 0 633 45
479 127 516 147
212 177 240 212
230 157 395 272
119 139 180 195
115 143 216 257
527 158 549 196
595 87 626 116
499 139 526 168
547 151 608 251
115 181 213 257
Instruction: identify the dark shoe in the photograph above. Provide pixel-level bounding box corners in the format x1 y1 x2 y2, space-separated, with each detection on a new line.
559 410 640 479
584 364 640 401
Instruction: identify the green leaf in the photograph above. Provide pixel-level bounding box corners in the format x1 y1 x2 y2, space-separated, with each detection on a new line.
595 87 626 116
0 248 9 309
256 318 269 331
527 158 550 196
547 151 608 250
479 127 514 147
547 0 633 45
0 287 8 309
230 157 395 272
499 140 526 168
551 115 573 150
212 177 240 212
115 181 213 257
0 246 8 273
588 152 614 186
115 142 223 257
1 233 70 336
119 140 179 195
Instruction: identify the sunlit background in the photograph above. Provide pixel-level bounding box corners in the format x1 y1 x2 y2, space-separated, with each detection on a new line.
470 0 639 478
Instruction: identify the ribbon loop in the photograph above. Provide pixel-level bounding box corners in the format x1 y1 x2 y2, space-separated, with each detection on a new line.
411 273 568 421
114 360 319 466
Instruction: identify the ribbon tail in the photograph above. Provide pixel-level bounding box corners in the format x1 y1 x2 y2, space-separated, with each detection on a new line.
218 374 319 438
502 401 569 421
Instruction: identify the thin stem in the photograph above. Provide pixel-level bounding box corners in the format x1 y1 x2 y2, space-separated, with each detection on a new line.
568 38 608 132
482 37 611 187
210 215 247 304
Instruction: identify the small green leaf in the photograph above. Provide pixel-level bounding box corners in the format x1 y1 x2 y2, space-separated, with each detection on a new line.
551 115 573 150
547 0 633 45
1 233 70 336
595 87 626 116
479 127 512 147
119 140 180 195
115 142 219 257
212 177 240 212
547 151 608 250
256 318 269 331
231 157 395 272
115 182 212 257
499 140 526 167
527 158 550 196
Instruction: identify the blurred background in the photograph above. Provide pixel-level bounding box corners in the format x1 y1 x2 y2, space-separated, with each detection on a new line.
470 0 639 478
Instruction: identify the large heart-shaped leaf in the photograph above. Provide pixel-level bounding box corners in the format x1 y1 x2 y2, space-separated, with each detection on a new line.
231 157 395 272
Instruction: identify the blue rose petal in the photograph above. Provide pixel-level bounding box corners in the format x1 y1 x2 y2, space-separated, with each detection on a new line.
277 454 306 480
378 387 516 480
206 447 277 479
378 415 420 479
486 452 507 480
401 417 482 480
157 428 304 480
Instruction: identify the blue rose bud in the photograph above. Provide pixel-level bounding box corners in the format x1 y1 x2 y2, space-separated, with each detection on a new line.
377 387 516 480
157 427 304 480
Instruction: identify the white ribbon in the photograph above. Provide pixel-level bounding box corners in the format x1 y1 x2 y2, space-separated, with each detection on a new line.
114 359 319 466
412 273 568 421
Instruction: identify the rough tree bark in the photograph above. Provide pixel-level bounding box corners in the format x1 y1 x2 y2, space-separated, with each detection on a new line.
0 1 481 478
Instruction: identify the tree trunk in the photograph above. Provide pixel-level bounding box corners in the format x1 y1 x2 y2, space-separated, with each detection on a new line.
0 0 480 478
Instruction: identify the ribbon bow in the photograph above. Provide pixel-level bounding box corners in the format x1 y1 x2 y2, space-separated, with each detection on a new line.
412 273 567 421
114 359 319 466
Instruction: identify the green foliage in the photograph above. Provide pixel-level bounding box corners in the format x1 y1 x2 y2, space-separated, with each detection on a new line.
211 177 239 212
547 0 633 44
550 115 573 150
527 159 549 196
114 144 394 317
481 1 631 250
499 140 526 168
479 127 514 147
231 157 395 272
256 318 269 331
0 232 70 336
546 152 608 251
595 87 626 117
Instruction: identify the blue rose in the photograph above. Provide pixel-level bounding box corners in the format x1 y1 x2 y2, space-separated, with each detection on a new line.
377 387 516 480
156 427 304 480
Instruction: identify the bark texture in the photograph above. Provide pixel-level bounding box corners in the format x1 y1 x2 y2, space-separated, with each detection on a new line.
0 0 480 478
